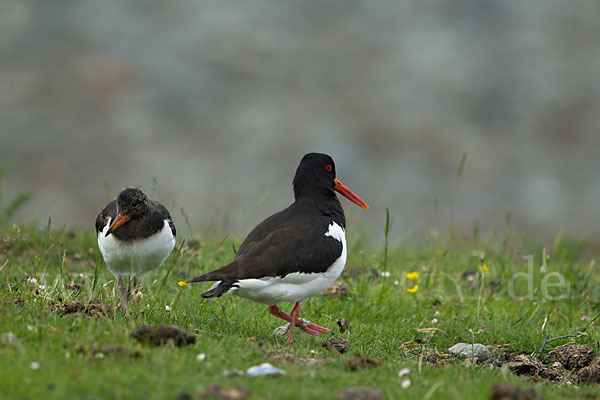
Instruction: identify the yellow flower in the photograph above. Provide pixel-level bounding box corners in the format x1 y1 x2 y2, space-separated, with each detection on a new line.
178 281 188 287
407 285 419 294
406 272 419 280
478 264 489 273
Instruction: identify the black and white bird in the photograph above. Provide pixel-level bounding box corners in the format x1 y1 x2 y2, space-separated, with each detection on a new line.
186 153 368 343
95 187 176 312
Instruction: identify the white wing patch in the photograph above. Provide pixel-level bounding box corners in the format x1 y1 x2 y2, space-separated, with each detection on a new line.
233 222 347 305
98 219 175 276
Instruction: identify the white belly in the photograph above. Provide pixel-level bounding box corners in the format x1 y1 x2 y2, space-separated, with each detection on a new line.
97 219 175 277
232 222 347 305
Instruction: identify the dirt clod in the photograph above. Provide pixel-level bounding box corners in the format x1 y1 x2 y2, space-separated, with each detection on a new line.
202 384 251 399
490 383 538 400
131 325 196 347
504 354 543 376
323 337 348 354
58 301 84 315
55 297 113 318
338 387 382 400
553 344 595 371
345 354 378 370
325 282 350 298
577 358 600 384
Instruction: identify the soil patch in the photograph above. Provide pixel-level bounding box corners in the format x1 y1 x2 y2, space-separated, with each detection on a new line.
131 325 195 347
323 337 348 354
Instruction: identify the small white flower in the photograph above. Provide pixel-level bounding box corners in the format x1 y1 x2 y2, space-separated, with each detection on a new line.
95 353 105 359
27 325 34 332
38 285 46 290
393 280 399 287
65 352 70 358
196 353 206 361
540 265 547 273
165 305 172 311
553 361 562 368
381 271 390 278
431 318 438 324
310 350 317 354
27 277 38 284
30 361 40 370
401 378 411 389
398 368 410 377
434 311 440 316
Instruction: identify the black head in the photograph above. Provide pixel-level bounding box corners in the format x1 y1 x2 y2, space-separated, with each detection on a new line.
292 153 369 209
293 153 337 197
116 188 149 218
105 187 150 236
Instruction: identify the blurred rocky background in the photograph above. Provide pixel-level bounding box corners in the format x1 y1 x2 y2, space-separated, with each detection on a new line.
1 0 599 242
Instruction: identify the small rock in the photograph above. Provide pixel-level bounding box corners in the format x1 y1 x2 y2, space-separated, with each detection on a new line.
131 325 195 347
274 324 291 336
448 343 490 361
338 387 382 400
1 332 19 347
323 338 348 354
337 318 351 333
490 383 538 400
246 363 286 377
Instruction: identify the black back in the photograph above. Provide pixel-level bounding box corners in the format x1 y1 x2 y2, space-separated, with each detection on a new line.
188 153 347 288
95 188 176 241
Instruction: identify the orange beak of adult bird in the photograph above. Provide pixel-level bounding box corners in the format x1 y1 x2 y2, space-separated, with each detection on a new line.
334 178 369 210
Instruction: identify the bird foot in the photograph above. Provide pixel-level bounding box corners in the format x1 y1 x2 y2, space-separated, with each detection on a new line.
299 319 331 335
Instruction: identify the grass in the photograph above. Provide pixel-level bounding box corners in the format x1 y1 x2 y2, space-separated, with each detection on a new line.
1 220 599 400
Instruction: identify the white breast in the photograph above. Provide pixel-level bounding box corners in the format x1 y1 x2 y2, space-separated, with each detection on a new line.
97 219 175 277
233 221 347 305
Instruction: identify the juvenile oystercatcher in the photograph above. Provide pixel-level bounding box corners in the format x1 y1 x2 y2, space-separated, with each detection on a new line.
187 153 368 344
95 187 176 312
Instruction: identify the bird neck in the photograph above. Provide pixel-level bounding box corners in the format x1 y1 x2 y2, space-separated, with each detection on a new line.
293 189 346 229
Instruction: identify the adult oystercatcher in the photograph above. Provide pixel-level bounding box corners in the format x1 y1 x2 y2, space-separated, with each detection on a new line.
187 153 368 343
95 187 176 312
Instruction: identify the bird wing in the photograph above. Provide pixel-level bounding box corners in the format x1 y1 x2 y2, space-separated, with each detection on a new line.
95 200 116 234
151 200 176 237
188 216 343 283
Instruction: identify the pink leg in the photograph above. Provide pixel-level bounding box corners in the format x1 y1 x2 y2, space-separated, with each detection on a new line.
286 303 300 344
267 304 331 338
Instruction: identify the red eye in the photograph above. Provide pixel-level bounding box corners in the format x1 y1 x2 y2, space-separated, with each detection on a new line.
325 164 332 172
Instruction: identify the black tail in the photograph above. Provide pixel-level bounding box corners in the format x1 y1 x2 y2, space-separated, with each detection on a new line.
201 281 235 298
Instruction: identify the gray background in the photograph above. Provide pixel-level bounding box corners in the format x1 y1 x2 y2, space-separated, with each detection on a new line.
2 1 599 242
